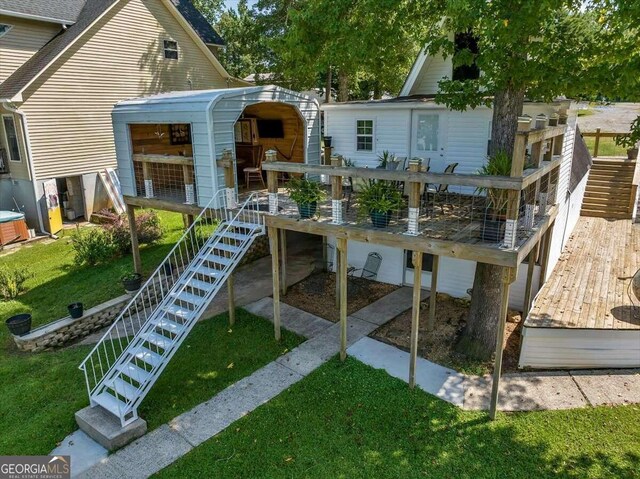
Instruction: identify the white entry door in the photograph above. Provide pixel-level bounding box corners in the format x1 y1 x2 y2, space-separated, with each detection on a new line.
411 112 446 170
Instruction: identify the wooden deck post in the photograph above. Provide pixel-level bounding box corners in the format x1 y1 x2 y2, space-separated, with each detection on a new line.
523 245 538 318
409 250 423 388
228 273 236 326
427 255 439 331
538 222 555 287
337 237 348 361
593 128 601 158
142 162 153 198
269 226 281 341
407 159 421 235
331 155 343 224
323 145 332 165
127 203 142 274
183 164 195 204
504 118 531 249
489 266 517 420
265 150 278 214
279 228 287 295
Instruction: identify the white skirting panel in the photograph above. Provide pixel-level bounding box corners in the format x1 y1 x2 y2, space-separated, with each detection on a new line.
519 327 640 369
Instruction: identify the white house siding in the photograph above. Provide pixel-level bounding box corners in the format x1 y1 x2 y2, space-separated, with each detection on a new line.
324 108 411 167
20 0 229 182
409 53 452 96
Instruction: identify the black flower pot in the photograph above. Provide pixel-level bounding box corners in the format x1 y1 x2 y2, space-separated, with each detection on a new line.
323 136 332 148
122 273 142 293
68 302 84 319
163 262 175 275
481 217 506 243
297 202 318 219
6 313 32 336
370 210 392 228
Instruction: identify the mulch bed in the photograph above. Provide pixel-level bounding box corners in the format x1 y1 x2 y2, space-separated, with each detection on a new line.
282 271 398 323
371 293 523 375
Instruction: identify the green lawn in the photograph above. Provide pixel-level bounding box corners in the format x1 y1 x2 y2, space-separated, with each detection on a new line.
156 358 640 479
583 136 629 157
0 310 302 455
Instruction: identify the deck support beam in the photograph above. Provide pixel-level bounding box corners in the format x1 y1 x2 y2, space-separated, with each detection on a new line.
427 255 439 331
337 237 348 361
538 223 555 287
489 266 517 420
227 273 235 326
523 245 538 318
279 229 287 295
127 203 142 274
409 251 423 388
269 226 281 341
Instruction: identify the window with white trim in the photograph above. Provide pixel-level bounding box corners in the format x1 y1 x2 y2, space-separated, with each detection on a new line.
0 24 13 38
356 119 374 151
2 115 22 162
163 40 178 60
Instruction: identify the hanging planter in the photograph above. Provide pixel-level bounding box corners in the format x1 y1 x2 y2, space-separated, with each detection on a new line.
68 302 84 319
5 313 32 336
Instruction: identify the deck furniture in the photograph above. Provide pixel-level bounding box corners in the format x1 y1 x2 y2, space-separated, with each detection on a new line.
243 145 265 189
348 252 383 280
423 162 459 214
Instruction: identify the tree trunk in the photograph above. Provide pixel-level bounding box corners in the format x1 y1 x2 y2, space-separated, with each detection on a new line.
338 70 349 102
457 86 525 360
325 66 332 103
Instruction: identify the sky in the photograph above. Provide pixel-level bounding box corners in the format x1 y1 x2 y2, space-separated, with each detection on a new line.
223 0 257 11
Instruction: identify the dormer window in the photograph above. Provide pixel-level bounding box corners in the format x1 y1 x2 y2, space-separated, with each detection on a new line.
0 24 13 38
163 40 178 60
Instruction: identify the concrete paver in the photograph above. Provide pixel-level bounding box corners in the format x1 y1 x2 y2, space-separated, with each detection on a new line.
570 369 640 406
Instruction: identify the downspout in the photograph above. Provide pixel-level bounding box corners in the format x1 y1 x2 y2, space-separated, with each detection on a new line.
2 101 52 236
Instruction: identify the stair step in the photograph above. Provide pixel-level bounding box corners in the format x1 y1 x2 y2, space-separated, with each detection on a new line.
118 362 152 385
108 377 139 401
144 332 174 350
221 231 252 242
194 265 223 279
154 317 186 335
212 242 240 253
93 391 128 417
182 277 215 293
132 346 163 367
170 290 203 306
163 304 194 320
207 253 233 266
229 221 260 230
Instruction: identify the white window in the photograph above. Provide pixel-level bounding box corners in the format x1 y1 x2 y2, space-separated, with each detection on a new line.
2 115 22 162
356 119 374 151
416 114 439 151
0 24 13 38
163 40 178 60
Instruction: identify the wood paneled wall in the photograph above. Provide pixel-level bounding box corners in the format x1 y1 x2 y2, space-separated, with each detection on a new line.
129 124 193 157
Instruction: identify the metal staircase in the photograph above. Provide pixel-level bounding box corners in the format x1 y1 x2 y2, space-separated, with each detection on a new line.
79 190 264 426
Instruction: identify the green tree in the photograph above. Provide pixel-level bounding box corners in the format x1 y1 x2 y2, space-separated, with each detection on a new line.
192 0 225 25
416 1 639 359
216 0 261 78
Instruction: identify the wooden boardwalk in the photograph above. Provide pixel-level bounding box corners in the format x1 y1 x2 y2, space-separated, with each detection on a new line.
526 216 640 330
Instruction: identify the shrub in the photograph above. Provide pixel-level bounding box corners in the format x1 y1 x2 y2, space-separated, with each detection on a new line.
136 211 163 245
71 226 118 266
0 266 33 300
96 209 163 254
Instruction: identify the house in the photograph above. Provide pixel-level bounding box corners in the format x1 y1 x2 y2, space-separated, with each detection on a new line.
321 49 587 315
0 0 244 234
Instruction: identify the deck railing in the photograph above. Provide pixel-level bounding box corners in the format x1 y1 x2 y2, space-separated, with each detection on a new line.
581 128 631 158
261 116 567 251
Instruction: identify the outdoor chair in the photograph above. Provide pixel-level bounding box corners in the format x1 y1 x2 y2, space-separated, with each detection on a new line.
243 145 265 189
423 162 458 214
347 252 382 280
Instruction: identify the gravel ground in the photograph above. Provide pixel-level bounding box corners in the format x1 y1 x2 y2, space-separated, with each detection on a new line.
577 102 640 133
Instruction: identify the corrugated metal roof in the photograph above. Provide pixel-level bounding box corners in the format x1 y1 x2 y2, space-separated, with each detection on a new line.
0 0 87 24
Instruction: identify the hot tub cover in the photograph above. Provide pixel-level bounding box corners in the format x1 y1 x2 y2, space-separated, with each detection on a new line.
0 211 25 223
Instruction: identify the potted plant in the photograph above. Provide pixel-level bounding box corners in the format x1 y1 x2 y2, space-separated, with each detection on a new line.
615 119 640 160
68 302 84 319
286 177 326 219
377 151 400 170
5 313 32 336
121 271 143 294
357 180 404 228
477 151 512 242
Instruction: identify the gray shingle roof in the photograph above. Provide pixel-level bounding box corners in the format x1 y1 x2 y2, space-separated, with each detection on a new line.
0 0 226 101
169 0 224 46
0 0 87 24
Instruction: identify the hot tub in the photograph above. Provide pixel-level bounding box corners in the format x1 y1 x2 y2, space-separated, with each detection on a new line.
0 211 28 245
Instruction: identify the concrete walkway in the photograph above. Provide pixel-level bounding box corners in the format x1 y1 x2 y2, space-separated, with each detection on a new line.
348 336 640 411
74 287 419 478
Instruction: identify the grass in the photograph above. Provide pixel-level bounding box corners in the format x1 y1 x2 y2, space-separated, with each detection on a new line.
583 136 629 157
0 310 302 455
156 358 640 479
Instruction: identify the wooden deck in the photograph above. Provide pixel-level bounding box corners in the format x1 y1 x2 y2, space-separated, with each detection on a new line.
526 216 640 330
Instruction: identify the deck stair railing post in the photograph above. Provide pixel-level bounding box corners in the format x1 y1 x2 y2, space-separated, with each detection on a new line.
265 149 279 214
406 158 421 235
79 189 264 426
331 155 344 224
503 116 531 249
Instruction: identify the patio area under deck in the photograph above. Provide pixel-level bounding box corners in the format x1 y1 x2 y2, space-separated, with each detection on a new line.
520 216 640 369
